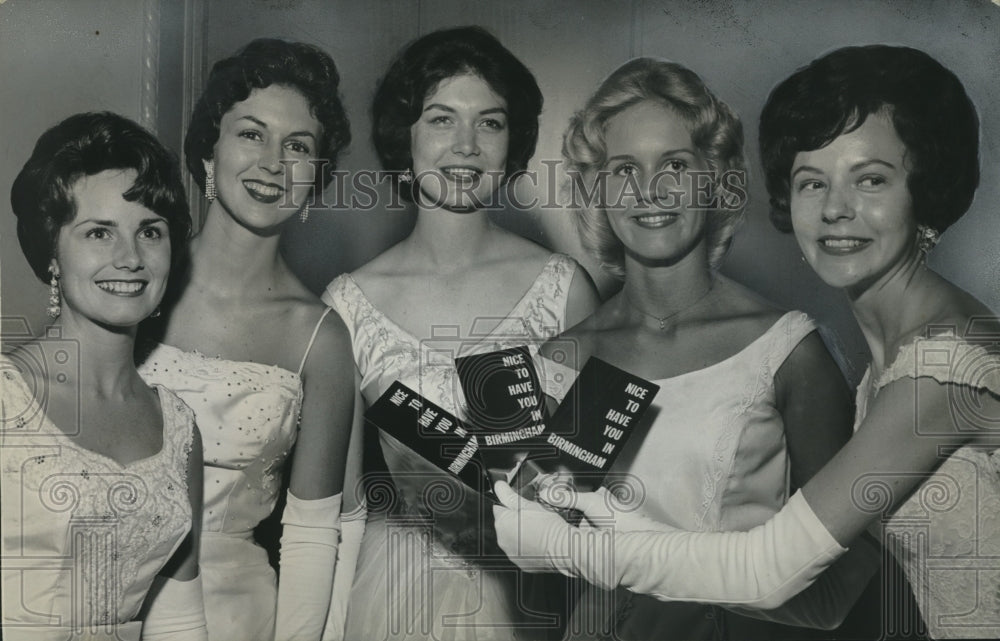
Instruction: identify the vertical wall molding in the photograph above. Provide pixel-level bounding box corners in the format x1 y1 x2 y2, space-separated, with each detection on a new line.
139 0 162 133
182 0 207 226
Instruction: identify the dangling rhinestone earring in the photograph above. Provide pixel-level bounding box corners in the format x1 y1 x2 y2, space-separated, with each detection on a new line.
299 202 310 223
205 160 217 202
917 224 940 254
399 169 413 183
47 265 61 319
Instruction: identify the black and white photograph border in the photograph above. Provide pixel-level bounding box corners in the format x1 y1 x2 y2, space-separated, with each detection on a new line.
3 2 1000 640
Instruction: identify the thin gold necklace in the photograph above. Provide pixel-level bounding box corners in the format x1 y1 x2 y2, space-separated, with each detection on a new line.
624 282 715 331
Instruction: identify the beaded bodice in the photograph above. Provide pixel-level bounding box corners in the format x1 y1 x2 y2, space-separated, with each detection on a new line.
139 343 301 536
1 355 194 632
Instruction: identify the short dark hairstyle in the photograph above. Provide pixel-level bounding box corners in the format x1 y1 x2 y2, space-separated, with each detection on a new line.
372 26 543 202
11 111 191 283
760 45 979 233
184 38 351 194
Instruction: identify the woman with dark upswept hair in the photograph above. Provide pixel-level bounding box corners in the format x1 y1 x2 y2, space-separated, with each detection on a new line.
495 45 1000 640
322 25 599 640
2 112 206 640
138 38 356 641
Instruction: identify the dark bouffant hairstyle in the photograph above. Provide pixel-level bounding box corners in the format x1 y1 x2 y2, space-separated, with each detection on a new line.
760 45 979 233
12 111 191 282
184 38 351 194
372 26 543 202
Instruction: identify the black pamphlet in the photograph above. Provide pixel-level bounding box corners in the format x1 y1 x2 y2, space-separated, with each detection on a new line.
529 356 659 490
366 352 660 502
455 348 659 492
365 381 494 500
454 345 547 479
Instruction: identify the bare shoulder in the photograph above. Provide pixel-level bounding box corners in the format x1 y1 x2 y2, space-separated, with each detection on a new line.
298 305 353 376
710 275 790 337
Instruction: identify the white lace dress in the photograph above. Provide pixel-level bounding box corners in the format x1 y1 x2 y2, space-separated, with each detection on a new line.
1 355 195 641
854 335 1000 638
323 254 579 640
541 311 823 640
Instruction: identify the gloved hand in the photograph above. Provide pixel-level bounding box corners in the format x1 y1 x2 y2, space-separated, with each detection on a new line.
493 481 846 610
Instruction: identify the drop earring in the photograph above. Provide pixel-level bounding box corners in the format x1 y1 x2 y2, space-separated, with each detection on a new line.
917 224 940 254
47 265 61 319
299 202 310 223
399 169 413 183
205 160 217 202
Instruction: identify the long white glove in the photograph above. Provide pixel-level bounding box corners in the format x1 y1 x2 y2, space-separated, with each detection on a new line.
321 501 367 641
275 491 342 641
494 482 846 611
141 573 208 640
727 533 881 630
542 484 880 630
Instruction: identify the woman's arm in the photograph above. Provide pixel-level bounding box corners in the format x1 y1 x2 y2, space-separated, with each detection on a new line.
496 375 995 608
275 311 356 641
321 374 367 641
141 426 208 640
775 331 854 490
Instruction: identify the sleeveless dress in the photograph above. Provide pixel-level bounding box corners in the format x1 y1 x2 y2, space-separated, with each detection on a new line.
1 355 195 641
541 311 823 640
854 333 1000 639
137 307 333 641
323 254 579 640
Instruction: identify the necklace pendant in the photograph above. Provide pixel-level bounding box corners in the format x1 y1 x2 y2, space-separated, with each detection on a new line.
658 319 666 331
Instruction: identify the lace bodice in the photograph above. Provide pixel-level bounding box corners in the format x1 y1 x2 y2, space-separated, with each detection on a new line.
138 343 301 536
324 254 576 416
856 335 1000 638
1 356 194 638
542 311 818 533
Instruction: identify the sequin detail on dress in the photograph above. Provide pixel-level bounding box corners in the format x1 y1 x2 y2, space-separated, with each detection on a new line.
1 356 194 638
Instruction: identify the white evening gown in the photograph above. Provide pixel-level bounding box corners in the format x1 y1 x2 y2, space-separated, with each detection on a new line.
542 312 826 640
324 254 580 640
138 308 333 641
1 355 196 641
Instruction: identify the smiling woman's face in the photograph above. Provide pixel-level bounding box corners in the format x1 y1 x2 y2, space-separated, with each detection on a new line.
790 112 919 294
55 169 170 327
409 73 509 212
209 84 321 231
602 99 709 268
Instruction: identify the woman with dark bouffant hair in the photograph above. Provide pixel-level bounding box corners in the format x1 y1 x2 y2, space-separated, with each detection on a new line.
2 111 205 640
496 45 1000 640
137 38 355 641
322 25 599 640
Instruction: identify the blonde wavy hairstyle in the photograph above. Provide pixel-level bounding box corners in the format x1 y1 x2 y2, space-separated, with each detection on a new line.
564 57 747 279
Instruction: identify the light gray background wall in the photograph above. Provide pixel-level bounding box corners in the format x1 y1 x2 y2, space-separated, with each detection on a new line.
3 0 999 384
